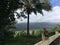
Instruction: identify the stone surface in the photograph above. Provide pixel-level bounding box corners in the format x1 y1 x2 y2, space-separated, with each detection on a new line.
34 32 60 45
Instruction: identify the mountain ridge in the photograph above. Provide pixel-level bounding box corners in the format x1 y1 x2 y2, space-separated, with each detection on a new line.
15 22 59 30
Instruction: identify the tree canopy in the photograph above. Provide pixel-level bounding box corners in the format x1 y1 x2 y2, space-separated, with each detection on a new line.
14 0 51 36
0 0 20 44
0 0 51 44
15 0 51 17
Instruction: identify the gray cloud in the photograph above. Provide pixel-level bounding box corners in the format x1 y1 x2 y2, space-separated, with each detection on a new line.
16 6 60 23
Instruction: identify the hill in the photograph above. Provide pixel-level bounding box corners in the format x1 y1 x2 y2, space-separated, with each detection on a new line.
15 22 59 30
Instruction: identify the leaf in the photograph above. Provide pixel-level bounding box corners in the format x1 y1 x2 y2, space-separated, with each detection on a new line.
35 3 42 9
37 10 43 15
14 12 21 18
24 16 27 18
18 2 24 8
41 3 51 11
32 8 37 15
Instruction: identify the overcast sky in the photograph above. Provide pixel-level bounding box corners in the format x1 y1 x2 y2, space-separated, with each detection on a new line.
16 0 60 23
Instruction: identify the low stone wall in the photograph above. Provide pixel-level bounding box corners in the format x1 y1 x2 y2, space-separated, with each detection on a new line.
34 31 60 45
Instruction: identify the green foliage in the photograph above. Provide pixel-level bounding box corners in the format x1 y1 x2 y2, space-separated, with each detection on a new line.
49 31 55 36
0 30 15 45
34 30 42 37
0 0 20 44
15 0 51 17
0 0 51 44
5 30 42 45
51 25 60 33
45 29 55 37
1 29 56 45
6 36 41 45
14 0 51 36
31 30 35 36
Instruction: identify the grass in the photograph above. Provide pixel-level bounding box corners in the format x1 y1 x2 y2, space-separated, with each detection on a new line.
4 29 56 45
5 30 42 45
6 36 41 45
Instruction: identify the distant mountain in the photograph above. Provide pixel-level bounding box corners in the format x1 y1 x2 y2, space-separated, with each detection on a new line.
15 22 59 30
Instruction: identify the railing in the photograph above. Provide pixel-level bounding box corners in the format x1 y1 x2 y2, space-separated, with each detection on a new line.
34 31 60 45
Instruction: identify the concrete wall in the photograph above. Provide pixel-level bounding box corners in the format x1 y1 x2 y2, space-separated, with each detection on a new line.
34 31 60 45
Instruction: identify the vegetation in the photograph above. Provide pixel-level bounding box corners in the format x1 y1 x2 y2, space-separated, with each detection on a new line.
52 25 60 32
3 30 42 45
1 29 57 45
0 0 51 44
15 0 51 36
0 0 20 44
0 26 59 45
0 0 60 45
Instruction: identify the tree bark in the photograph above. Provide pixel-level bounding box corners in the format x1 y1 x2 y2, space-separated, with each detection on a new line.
27 14 30 36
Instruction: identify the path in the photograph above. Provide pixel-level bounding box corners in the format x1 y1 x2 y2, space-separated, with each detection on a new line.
34 32 60 45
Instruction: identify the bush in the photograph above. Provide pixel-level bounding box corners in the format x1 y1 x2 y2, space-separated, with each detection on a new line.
20 31 27 36
34 30 42 37
0 30 15 45
7 30 42 45
31 30 35 36
49 31 55 36
15 31 27 40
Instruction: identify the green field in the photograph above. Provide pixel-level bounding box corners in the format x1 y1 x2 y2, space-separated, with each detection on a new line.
4 28 58 45
3 25 60 45
5 29 42 45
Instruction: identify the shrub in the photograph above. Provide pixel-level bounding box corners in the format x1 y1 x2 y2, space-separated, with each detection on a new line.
0 30 15 45
49 31 55 36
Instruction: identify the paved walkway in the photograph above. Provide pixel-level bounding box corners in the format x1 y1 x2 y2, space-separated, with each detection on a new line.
34 33 60 45
50 37 60 45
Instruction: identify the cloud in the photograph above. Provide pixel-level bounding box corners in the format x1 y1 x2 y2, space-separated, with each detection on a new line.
16 6 60 23
39 6 60 23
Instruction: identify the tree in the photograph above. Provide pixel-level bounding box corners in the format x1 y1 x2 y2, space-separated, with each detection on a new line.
0 0 20 45
15 0 51 36
0 1 51 44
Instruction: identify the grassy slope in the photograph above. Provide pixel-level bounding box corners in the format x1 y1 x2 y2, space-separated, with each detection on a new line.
5 29 42 45
5 29 56 45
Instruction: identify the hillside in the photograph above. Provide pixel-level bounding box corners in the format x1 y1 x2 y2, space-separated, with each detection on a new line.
15 22 59 30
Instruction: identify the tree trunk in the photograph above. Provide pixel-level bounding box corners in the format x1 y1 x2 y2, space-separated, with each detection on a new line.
27 14 30 36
